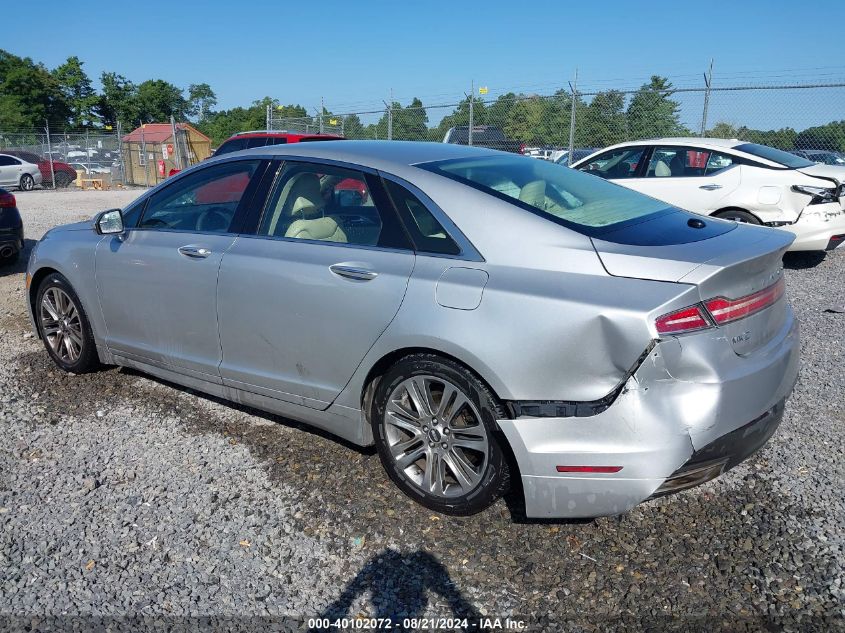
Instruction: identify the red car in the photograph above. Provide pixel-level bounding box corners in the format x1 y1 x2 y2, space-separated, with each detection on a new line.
212 131 345 157
3 150 77 188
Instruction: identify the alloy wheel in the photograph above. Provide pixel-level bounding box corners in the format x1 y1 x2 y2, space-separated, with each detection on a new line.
383 375 490 498
39 287 84 363
20 174 35 191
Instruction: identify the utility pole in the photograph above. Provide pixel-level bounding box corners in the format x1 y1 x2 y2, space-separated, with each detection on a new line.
266 104 271 131
140 121 149 188
567 69 578 165
320 97 325 134
700 59 714 137
385 88 394 140
44 120 56 189
170 115 183 171
469 80 475 146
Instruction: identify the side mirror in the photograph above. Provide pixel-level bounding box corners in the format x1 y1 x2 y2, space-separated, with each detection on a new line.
95 208 124 235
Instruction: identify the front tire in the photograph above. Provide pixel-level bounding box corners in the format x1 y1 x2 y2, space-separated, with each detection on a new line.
19 174 35 191
35 273 100 373
371 353 510 516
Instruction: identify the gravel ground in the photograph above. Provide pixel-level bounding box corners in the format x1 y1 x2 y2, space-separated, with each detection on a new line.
0 189 843 632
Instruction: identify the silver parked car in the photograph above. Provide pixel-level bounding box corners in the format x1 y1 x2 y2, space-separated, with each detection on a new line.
26 141 799 519
0 153 42 190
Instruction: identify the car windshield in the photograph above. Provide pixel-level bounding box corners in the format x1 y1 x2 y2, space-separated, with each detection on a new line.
420 155 670 232
735 143 814 168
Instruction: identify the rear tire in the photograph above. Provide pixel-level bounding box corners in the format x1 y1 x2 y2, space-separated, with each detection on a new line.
371 353 510 516
19 174 35 191
54 172 72 188
714 209 761 224
35 273 101 374
0 250 19 266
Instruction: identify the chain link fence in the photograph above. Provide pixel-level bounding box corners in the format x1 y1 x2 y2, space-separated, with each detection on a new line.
268 81 845 166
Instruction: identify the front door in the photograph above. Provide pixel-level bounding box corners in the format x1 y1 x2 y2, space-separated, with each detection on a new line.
95 159 264 380
216 161 415 408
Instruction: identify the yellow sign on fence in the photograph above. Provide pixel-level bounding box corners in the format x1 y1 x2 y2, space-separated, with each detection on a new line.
479 86 489 95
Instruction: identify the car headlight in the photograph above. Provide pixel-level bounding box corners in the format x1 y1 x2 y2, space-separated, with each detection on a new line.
792 184 838 204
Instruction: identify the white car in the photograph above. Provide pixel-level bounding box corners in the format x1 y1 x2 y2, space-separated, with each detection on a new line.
572 138 845 252
0 153 43 191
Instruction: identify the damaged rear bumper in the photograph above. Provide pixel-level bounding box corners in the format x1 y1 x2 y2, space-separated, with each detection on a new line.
496 308 800 519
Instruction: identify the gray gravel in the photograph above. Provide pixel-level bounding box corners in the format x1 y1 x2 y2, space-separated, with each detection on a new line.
1 189 844 632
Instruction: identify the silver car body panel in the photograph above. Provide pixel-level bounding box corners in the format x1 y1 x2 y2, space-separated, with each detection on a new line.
26 141 801 518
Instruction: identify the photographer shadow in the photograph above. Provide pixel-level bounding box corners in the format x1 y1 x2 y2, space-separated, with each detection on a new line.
312 549 486 632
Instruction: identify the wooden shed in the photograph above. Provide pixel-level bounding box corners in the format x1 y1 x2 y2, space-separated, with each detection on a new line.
122 123 211 186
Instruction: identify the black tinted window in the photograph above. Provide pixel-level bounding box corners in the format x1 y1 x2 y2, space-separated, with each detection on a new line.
735 143 813 168
215 138 248 156
246 137 268 149
0 156 14 166
384 180 460 255
579 147 645 179
267 137 288 145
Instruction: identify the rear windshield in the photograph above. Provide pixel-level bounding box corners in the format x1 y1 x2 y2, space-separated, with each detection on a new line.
735 143 814 168
419 155 671 232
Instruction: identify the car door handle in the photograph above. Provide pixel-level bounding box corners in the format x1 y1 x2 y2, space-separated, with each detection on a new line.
329 264 378 281
178 245 212 259
699 184 722 190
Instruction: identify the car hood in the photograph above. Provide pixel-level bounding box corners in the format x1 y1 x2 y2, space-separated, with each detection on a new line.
796 163 845 185
44 219 94 236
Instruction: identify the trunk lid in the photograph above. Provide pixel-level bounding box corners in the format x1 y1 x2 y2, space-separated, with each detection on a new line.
796 163 845 185
592 210 794 355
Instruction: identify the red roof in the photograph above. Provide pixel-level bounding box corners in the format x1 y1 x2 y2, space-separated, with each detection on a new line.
122 123 209 144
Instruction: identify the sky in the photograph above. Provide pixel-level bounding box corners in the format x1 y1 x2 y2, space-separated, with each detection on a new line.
5 0 845 130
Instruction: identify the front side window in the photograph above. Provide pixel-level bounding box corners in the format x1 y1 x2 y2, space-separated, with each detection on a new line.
138 160 260 232
246 137 269 149
421 154 671 232
646 147 737 178
258 163 384 246
0 156 15 166
579 148 644 179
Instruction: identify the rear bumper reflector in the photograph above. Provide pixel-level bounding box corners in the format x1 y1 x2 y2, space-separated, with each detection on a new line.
556 465 623 474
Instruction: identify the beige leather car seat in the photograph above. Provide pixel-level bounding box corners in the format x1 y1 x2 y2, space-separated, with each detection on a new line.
267 173 325 236
285 216 347 242
653 160 671 177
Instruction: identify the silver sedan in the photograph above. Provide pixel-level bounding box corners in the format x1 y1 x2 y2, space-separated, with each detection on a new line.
25 141 799 519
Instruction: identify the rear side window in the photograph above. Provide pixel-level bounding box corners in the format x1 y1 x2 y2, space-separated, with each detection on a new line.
384 180 460 255
245 137 268 149
735 143 813 168
267 137 288 145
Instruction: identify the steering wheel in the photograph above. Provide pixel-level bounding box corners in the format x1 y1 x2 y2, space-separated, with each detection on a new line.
141 217 169 228
196 207 230 232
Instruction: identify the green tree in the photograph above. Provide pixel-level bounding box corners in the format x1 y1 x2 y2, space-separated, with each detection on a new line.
581 90 627 146
706 121 739 139
97 72 139 129
340 113 366 139
795 121 845 151
0 49 69 129
187 83 217 121
52 56 98 127
626 76 684 139
136 79 189 122
393 98 428 140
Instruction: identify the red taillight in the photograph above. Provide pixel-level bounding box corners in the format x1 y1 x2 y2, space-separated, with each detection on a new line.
655 305 711 335
0 192 15 208
705 278 785 325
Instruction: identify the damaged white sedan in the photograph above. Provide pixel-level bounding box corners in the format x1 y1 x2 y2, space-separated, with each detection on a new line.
573 138 845 252
26 141 799 518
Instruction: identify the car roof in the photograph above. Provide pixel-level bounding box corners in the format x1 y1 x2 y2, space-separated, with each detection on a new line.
222 139 502 171
228 131 344 140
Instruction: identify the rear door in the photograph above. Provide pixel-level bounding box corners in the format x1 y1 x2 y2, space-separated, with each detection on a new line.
95 159 266 379
216 160 415 408
621 146 742 215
